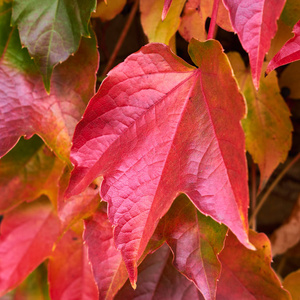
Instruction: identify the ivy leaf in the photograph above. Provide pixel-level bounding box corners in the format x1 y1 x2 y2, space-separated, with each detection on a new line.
67 39 254 286
83 205 128 299
217 230 292 299
140 0 186 45
279 60 300 99
0 136 65 213
115 244 204 299
0 7 98 162
11 0 96 91
228 52 292 187
48 227 99 300
154 194 227 300
0 197 61 296
223 0 286 89
92 0 126 22
179 0 233 42
283 269 300 300
266 20 300 74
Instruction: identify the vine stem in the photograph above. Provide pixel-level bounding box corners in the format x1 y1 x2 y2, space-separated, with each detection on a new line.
101 0 139 78
249 152 300 227
207 0 219 39
250 162 257 230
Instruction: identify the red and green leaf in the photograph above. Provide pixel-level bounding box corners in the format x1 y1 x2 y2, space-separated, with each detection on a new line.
0 6 98 161
0 136 65 213
154 194 227 300
11 0 96 91
217 230 291 299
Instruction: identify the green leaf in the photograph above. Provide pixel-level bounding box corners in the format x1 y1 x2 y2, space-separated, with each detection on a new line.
11 0 96 92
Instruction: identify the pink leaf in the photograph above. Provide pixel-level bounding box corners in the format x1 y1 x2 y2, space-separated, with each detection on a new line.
84 206 128 299
67 39 253 286
0 197 61 295
162 0 173 20
267 20 300 74
223 0 286 89
48 228 99 300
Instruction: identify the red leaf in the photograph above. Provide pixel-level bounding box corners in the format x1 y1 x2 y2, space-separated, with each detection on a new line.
217 230 292 299
67 39 253 286
48 228 99 300
84 206 128 299
223 0 286 89
267 20 300 74
0 19 98 161
115 244 205 300
0 197 61 295
154 194 227 300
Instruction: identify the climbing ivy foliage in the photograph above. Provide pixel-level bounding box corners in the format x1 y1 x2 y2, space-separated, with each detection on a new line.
0 0 299 299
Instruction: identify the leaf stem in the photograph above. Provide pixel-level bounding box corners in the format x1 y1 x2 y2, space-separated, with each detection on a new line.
249 152 300 227
250 161 257 230
207 0 219 40
101 0 139 78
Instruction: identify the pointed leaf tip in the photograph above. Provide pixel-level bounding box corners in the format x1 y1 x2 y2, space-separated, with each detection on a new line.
162 0 172 21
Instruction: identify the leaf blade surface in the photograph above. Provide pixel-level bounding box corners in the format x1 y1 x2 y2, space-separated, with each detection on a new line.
67 40 253 285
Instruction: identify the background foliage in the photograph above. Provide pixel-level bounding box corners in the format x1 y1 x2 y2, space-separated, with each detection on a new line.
0 0 300 299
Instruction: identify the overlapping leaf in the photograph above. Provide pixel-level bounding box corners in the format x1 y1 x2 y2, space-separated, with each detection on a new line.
92 0 126 22
228 52 292 187
279 60 300 99
217 230 291 299
0 5 98 161
223 0 286 89
267 20 300 74
179 0 232 42
67 39 253 286
48 227 99 300
11 0 96 90
153 194 227 300
84 205 128 299
140 0 186 45
12 264 50 299
0 197 61 295
0 135 65 213
115 244 204 300
58 168 100 228
283 269 300 300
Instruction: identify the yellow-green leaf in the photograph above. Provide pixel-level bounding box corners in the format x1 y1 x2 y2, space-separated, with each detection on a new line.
228 52 293 188
140 0 185 45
